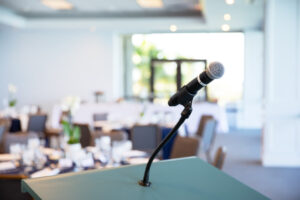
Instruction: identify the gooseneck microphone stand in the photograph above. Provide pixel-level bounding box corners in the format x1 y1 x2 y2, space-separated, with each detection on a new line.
139 102 193 187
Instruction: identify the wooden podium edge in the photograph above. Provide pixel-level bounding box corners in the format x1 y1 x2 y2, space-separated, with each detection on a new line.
22 178 42 200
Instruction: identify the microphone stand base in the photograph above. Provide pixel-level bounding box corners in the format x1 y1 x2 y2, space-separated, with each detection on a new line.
138 180 151 187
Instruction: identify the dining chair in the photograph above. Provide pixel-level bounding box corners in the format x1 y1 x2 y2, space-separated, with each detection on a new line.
3 132 38 153
196 115 214 137
0 126 5 141
93 113 108 131
200 119 218 163
1 116 43 153
212 146 227 170
170 136 200 159
27 114 48 137
74 123 93 148
93 113 108 121
0 174 32 200
94 130 127 142
0 126 6 153
0 118 11 153
131 125 161 154
0 118 11 131
9 118 22 133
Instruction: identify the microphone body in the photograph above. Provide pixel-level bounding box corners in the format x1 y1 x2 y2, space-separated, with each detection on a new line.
168 62 224 107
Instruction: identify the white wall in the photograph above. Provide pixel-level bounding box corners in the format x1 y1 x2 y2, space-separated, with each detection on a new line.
237 31 264 129
0 26 265 132
263 0 300 166
0 26 121 112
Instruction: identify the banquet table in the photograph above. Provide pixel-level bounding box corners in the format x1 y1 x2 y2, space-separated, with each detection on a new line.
72 101 228 135
0 148 151 179
0 148 153 200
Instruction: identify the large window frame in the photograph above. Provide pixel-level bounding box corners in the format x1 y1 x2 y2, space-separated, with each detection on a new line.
150 58 207 102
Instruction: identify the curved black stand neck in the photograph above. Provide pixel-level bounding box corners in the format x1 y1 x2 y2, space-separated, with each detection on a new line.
139 102 193 187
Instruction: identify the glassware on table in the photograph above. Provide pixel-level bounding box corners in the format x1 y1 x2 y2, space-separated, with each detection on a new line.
22 149 35 166
9 143 23 155
28 136 40 150
95 137 112 165
80 152 94 168
111 140 132 165
96 136 111 152
9 143 26 168
33 149 47 170
58 158 73 169
39 139 46 147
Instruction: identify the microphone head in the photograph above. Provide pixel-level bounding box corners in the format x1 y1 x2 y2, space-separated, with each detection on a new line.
206 62 225 79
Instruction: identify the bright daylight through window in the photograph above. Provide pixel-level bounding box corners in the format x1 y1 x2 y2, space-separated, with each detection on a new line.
129 33 244 105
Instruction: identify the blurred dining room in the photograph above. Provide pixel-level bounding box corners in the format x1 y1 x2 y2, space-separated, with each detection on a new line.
0 0 300 199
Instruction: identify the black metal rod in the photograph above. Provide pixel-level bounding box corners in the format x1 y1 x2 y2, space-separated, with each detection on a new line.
139 102 192 187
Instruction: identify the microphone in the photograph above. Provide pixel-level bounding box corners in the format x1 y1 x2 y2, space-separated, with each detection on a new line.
168 61 224 107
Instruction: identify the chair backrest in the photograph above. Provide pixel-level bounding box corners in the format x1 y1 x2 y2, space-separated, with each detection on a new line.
27 114 47 134
74 123 93 148
201 119 217 163
109 130 127 142
131 125 160 154
196 115 214 137
0 126 6 140
9 118 21 133
170 136 200 159
93 113 108 121
213 146 227 170
201 119 217 153
0 118 11 132
0 119 9 153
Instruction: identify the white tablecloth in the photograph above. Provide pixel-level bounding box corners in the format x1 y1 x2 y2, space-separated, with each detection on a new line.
70 102 228 134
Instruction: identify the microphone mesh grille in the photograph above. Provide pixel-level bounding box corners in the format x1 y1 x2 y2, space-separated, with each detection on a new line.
207 62 225 79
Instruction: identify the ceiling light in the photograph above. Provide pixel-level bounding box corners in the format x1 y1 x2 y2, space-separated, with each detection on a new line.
136 0 163 8
224 14 231 21
225 0 235 5
169 25 177 32
221 24 230 31
42 0 73 10
194 4 202 11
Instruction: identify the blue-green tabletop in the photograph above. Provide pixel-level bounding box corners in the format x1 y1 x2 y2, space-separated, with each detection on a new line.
22 157 268 200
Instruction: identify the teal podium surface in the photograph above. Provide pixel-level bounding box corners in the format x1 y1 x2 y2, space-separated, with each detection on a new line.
22 157 268 200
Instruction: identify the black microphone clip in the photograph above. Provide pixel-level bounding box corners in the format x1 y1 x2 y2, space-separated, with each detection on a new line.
168 86 196 107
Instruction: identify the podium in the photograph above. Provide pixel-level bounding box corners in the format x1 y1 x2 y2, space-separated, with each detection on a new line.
21 157 268 200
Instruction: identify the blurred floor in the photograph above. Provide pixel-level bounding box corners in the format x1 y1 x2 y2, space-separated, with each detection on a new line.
210 130 300 200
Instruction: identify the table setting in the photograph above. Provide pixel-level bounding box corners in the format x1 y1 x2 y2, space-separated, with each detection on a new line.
0 136 151 179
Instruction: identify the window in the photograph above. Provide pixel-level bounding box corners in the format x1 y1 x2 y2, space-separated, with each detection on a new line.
126 33 244 105
150 59 207 104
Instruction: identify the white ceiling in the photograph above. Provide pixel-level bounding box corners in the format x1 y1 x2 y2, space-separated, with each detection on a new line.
0 0 264 32
0 0 202 16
